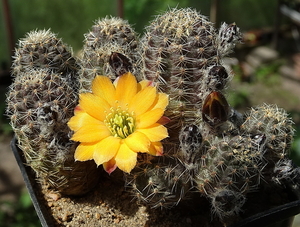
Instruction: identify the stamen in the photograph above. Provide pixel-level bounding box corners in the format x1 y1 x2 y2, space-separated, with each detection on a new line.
105 106 135 139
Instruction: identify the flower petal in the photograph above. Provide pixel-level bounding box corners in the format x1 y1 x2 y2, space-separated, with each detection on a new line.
68 111 90 132
148 141 164 156
74 105 84 113
137 123 168 142
115 72 137 107
79 93 110 121
129 86 156 115
103 158 117 174
93 136 121 166
151 93 169 110
74 142 97 161
136 108 164 129
124 131 150 153
156 116 171 125
115 143 137 173
137 80 152 92
92 76 116 107
68 111 103 131
71 121 111 143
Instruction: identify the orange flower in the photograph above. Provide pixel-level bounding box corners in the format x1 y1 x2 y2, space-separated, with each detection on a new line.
68 72 169 173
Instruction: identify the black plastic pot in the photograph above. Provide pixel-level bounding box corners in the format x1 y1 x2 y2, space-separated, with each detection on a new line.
11 136 300 227
229 201 299 227
11 137 52 227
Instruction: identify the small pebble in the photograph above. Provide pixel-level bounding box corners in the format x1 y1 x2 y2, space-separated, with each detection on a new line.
46 192 61 201
95 213 101 220
61 212 73 222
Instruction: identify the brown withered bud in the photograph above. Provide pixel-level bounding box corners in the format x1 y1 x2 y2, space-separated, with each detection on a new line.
218 22 242 55
179 124 202 164
109 52 133 76
208 65 229 90
202 91 229 127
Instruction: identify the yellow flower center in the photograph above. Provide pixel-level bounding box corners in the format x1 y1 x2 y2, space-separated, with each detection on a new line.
105 107 135 139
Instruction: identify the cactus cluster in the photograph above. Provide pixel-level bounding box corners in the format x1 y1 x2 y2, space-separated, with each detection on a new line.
140 8 241 153
6 7 299 222
124 8 298 220
126 7 241 211
6 30 100 195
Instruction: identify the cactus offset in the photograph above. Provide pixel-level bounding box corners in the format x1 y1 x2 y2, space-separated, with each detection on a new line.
126 156 193 209
78 17 141 93
7 30 100 195
240 104 294 161
7 69 100 195
12 29 79 90
141 8 240 156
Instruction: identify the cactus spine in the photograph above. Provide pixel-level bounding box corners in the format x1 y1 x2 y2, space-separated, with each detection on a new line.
11 29 79 90
7 30 100 195
125 8 298 220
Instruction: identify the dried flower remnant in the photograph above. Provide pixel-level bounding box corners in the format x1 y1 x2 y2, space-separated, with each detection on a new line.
109 52 133 77
202 91 229 127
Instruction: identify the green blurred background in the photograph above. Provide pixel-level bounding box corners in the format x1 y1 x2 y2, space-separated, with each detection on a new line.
0 0 279 64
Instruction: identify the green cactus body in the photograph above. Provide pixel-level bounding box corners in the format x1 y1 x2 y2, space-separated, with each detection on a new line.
192 104 295 218
127 8 243 210
240 104 294 161
126 156 193 209
79 17 141 93
141 8 241 156
7 30 100 195
12 29 79 90
125 8 297 220
142 8 216 129
7 69 100 195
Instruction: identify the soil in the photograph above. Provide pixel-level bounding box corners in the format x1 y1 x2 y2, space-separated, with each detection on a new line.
42 180 294 227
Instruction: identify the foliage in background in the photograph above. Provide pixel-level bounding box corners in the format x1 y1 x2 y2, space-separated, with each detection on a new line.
0 88 12 135
217 0 278 30
124 0 192 32
8 0 117 51
1 0 279 65
291 124 300 166
0 0 118 64
0 190 40 227
254 60 283 85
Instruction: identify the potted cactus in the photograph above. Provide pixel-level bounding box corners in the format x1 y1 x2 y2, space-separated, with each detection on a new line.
7 8 300 227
